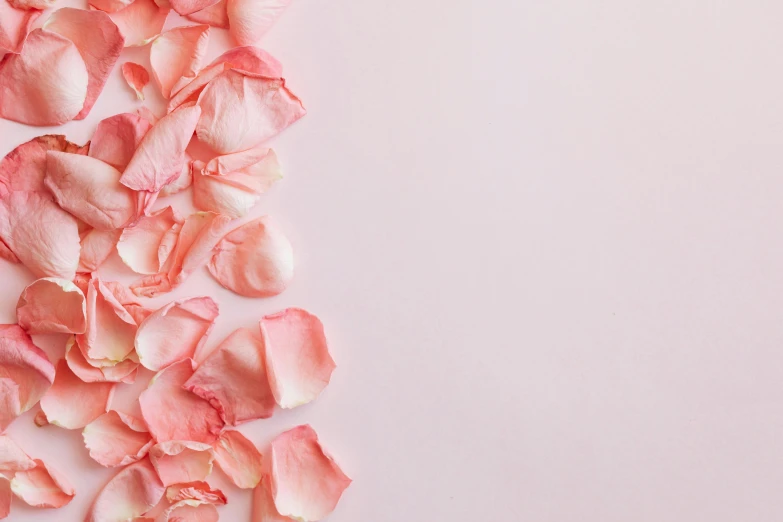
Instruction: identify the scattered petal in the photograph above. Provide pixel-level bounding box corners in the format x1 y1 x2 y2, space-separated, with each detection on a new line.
121 62 150 101
212 430 263 488
136 105 159 125
0 435 35 471
110 0 170 47
10 459 74 508
211 45 283 76
89 0 133 13
86 458 165 522
0 134 88 194
150 25 210 99
167 481 226 504
90 113 152 169
207 216 293 297
149 441 214 486
0 1 41 54
65 336 139 384
186 0 228 28
39 359 114 429
252 475 291 522
83 411 154 467
78 278 138 363
78 228 122 273
227 0 290 46
160 157 194 196
270 425 350 521
118 207 182 275
16 278 86 335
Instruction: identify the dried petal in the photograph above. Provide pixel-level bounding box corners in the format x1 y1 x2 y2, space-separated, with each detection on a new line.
86 458 165 522
39 359 114 429
227 0 290 46
0 134 88 194
90 113 152 169
110 0 170 47
150 25 210 99
10 459 74 508
118 207 181 274
16 278 86 335
78 228 122 273
0 435 35 471
0 2 41 54
83 411 154 467
186 0 228 28
149 441 214 486
213 430 263 489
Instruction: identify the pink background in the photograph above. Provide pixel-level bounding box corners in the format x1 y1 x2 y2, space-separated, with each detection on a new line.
3 0 783 520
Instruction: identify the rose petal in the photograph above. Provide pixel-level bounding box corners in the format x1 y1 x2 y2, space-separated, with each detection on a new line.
105 281 154 324
135 296 218 371
0 2 41 54
184 328 274 425
252 475 291 522
10 459 74 508
213 430 263 489
110 0 170 47
150 25 210 99
45 152 137 231
168 0 218 15
82 411 152 468
186 0 228 28
78 228 122 273
270 425 351 521
139 359 224 443
8 0 55 9
261 308 335 409
38 359 114 429
0 29 88 126
0 435 35 472
196 70 305 154
86 458 165 522
149 441 214 486
162 502 219 522
16 278 86 335
160 157 194 196
90 113 152 169
207 216 293 297
167 481 226 504
0 476 9 519
90 0 133 14
118 207 182 275
0 378 21 434
227 0 290 46
65 336 139 384
78 278 138 363
210 45 283 76
121 105 201 193
120 62 150 101
0 135 88 194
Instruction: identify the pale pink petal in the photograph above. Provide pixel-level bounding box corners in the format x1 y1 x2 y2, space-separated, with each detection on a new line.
0 30 88 126
0 435 35 471
121 105 201 193
16 278 86 335
78 278 138 363
90 0 133 14
150 25 210 99
110 0 170 47
65 336 139 383
118 207 182 275
139 359 224 443
10 459 74 508
78 228 122 273
184 328 274 425
210 45 282 76
104 281 154 325
160 157 194 196
227 0 290 46
38 359 114 429
261 308 335 409
45 151 137 231
207 216 293 297
197 70 305 154
135 296 219 371
83 411 153 467
270 425 351 521
90 113 152 169
121 62 150 100
86 458 165 522
0 134 89 194
0 1 41 54
149 441 214 486
252 475 291 522
43 8 124 119
213 430 263 488
167 481 226 504
0 476 9 519
186 0 228 28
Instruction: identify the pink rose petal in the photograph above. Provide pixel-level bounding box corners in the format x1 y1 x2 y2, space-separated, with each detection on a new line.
150 25 210 99
167 481 226 504
139 359 224 443
186 0 228 28
122 62 150 100
38 359 114 429
184 327 275 425
207 216 293 297
0 476 9 519
10 459 74 508
226 0 290 46
213 429 263 489
83 411 154 467
149 440 214 486
90 0 133 14
0 379 20 434
90 113 152 169
65 336 139 384
252 475 291 522
261 308 335 409
162 502 219 521
0 435 35 471
110 0 170 47
270 425 351 521
118 206 182 275
211 45 283 76
78 278 138 363
104 281 154 325
196 70 305 154
0 1 41 54
160 157 194 196
78 228 122 273
168 0 218 15
8 0 56 9
86 458 165 522
0 134 89 194
16 277 86 335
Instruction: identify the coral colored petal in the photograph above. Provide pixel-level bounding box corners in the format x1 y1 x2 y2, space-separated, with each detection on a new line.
65 336 139 384
211 45 283 76
39 360 114 429
227 0 290 46
90 0 133 13
270 425 351 521
8 0 56 9
252 475 291 522
184 328 274 425
110 0 170 47
122 62 150 100
16 278 86 335
0 476 9 519
83 411 153 467
160 157 194 196
167 62 230 113
208 216 293 297
0 2 41 54
135 296 218 371
86 458 165 522
149 441 214 486
0 134 88 194
186 0 228 28
10 459 74 508
118 207 181 274
0 30 88 126
0 435 35 471
78 228 122 273
78 278 138 363
90 113 152 169
168 0 218 16
0 325 55 426
139 360 224 443
150 25 210 99
121 105 201 193
167 481 226 504
261 308 335 409
0 378 20 433
213 430 263 488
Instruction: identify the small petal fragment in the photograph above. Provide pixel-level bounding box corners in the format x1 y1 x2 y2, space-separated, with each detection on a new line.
86 458 165 522
0 435 35 471
39 360 114 429
110 0 169 47
207 216 293 297
227 0 290 46
16 278 86 335
83 411 154 467
150 25 210 99
186 0 228 28
78 228 122 273
10 459 74 508
90 113 152 169
139 359 224 443
0 1 41 54
0 134 88 194
213 430 263 489
270 425 351 521
122 62 150 100
149 441 214 486
118 207 181 275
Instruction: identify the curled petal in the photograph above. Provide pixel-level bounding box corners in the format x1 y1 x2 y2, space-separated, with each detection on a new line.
150 25 210 99
252 475 291 522
10 459 74 508
270 425 351 521
186 0 228 28
208 216 293 297
65 336 139 384
90 113 152 169
86 458 165 522
184 328 274 425
0 30 88 126
78 278 138 363
149 441 214 486
110 0 169 47
261 308 335 409
139 359 224 443
45 152 137 230
83 411 154 467
167 481 226 504
78 228 122 273
39 360 114 429
121 105 201 193
118 206 182 275
227 0 290 46
122 62 150 100
0 2 41 54
0 134 88 194
16 278 86 335
0 435 35 471
213 430 263 489
196 70 305 154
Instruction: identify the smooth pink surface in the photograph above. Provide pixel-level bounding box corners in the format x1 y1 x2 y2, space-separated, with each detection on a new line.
2 1 783 521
